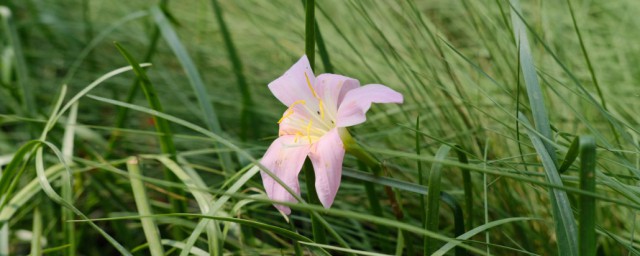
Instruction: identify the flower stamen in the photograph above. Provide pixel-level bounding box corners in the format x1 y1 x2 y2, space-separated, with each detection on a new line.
277 99 306 123
306 120 313 144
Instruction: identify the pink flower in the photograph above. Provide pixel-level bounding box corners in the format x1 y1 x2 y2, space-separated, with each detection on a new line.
260 55 403 214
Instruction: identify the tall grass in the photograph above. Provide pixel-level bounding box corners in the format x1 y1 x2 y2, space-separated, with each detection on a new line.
0 0 639 255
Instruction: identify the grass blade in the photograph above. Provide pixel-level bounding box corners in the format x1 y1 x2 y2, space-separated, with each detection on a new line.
148 155 221 256
126 157 165 256
433 217 539 256
305 0 316 70
30 207 43 256
425 145 451 255
210 0 254 141
578 136 596 256
519 113 578 256
509 0 556 165
35 143 132 255
559 136 580 174
151 6 234 173
0 6 34 117
114 42 187 219
61 103 78 256
454 145 473 229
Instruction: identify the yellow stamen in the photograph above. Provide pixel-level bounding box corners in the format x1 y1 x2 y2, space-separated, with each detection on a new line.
277 110 293 124
306 120 313 144
277 99 306 123
304 72 320 99
318 100 325 120
294 131 303 143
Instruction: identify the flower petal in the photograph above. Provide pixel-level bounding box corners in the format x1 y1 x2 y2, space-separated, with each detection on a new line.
315 74 360 118
260 135 310 214
336 84 403 127
267 55 317 107
308 128 345 209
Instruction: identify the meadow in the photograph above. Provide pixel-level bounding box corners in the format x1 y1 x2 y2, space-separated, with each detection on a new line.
1 0 639 255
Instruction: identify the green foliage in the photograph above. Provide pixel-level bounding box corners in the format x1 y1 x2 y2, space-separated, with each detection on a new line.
0 0 638 255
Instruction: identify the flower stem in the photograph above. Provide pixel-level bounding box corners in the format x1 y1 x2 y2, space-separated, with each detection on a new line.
304 0 315 70
339 128 381 174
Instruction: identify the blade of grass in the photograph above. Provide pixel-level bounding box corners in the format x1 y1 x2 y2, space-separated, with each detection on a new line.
559 136 580 174
127 157 165 256
30 207 42 256
114 42 187 222
305 0 315 70
210 0 254 141
0 160 65 222
416 116 425 225
160 240 208 256
147 155 221 256
566 0 615 145
519 112 578 256
579 136 596 256
151 6 233 174
432 217 539 256
454 145 473 229
0 140 40 210
35 142 132 255
0 163 6 256
105 9 163 157
61 103 78 256
509 0 556 165
0 6 34 118
425 145 451 255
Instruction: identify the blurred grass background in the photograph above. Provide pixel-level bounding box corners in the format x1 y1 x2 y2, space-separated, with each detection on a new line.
0 0 639 255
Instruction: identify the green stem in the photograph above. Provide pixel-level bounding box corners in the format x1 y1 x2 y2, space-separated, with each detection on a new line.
305 0 315 70
211 0 254 141
340 129 380 173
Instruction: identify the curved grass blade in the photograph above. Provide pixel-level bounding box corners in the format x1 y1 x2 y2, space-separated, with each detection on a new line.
127 157 165 256
0 140 40 210
425 145 451 255
579 136 596 256
114 42 186 219
509 0 556 165
151 6 233 173
519 113 578 256
35 142 132 255
61 103 78 256
161 240 208 256
432 217 539 256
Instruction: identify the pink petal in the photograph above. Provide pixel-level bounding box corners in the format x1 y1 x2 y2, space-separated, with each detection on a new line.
267 55 317 107
308 128 345 209
336 84 403 127
260 135 310 214
315 74 360 116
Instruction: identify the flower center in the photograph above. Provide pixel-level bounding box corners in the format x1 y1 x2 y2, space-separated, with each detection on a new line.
277 72 337 144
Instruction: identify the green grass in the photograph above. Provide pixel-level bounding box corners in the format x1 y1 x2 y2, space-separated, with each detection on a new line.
1 0 639 255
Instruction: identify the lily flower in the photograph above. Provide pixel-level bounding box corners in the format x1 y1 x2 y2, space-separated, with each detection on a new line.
260 55 403 214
